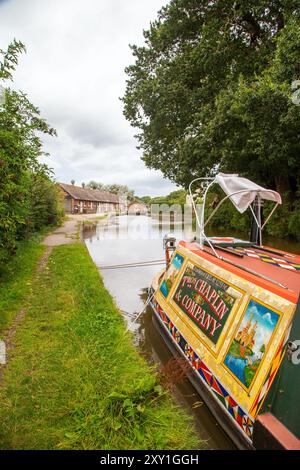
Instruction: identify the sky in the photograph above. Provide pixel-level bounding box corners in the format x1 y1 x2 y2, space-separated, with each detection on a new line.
0 0 178 197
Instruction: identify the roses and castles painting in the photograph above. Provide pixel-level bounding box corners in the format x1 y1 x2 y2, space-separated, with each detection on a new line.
224 299 280 389
160 253 184 298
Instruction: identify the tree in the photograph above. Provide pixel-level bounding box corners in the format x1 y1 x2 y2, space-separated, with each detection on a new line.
140 189 187 208
123 0 300 195
104 184 135 201
86 180 104 190
0 40 58 262
207 20 300 196
259 343 266 358
86 181 135 201
139 196 152 204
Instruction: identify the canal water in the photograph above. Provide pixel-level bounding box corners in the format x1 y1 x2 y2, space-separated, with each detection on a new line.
83 215 299 450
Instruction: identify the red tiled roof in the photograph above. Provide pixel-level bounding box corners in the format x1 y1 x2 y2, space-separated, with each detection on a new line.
59 183 119 203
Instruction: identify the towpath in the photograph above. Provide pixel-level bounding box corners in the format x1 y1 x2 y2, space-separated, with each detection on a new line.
0 214 107 380
43 213 107 247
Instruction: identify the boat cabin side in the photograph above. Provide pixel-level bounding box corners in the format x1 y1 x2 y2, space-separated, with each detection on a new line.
152 241 300 449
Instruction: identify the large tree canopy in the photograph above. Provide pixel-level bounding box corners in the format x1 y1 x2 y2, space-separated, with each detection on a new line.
123 0 300 195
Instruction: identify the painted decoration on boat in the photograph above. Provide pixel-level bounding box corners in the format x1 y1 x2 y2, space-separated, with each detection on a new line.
151 298 254 440
249 322 292 417
172 262 236 344
232 247 300 272
224 299 280 390
160 253 184 298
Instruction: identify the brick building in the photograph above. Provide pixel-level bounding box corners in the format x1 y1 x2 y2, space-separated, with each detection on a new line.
59 183 126 214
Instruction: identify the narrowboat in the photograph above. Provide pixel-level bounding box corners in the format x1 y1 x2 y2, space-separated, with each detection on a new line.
149 173 300 450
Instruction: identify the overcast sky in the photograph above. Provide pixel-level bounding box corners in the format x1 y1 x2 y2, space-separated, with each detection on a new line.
0 0 178 196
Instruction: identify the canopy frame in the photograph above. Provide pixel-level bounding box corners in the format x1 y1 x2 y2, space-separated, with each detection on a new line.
188 175 281 255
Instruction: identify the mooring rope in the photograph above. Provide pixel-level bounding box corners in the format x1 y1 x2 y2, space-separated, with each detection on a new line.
98 259 165 270
98 259 163 329
125 289 156 331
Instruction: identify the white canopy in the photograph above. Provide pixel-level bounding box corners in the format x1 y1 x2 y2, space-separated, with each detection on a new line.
215 173 282 214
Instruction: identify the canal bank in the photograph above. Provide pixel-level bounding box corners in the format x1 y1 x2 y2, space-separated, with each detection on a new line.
0 217 200 449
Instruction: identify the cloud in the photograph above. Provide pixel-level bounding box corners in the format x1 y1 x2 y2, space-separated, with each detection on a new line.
0 0 176 196
262 312 275 326
248 305 259 316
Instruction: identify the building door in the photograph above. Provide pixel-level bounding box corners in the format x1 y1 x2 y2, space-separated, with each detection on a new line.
64 196 72 213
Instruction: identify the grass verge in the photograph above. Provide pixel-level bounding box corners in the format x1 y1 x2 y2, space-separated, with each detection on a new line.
0 243 200 450
0 237 45 332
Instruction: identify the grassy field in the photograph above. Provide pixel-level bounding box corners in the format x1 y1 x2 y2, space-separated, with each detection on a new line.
0 242 200 450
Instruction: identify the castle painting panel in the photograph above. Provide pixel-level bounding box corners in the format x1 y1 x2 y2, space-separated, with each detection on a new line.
160 253 184 298
224 299 280 389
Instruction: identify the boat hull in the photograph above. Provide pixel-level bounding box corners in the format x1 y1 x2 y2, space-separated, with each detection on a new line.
150 295 254 450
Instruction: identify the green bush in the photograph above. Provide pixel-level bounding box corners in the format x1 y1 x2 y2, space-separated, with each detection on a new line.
288 202 300 241
26 174 64 233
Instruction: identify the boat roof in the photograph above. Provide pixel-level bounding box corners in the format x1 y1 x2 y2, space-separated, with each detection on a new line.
179 239 300 304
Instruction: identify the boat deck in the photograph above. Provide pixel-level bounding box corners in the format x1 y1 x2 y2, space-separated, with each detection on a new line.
179 239 300 303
